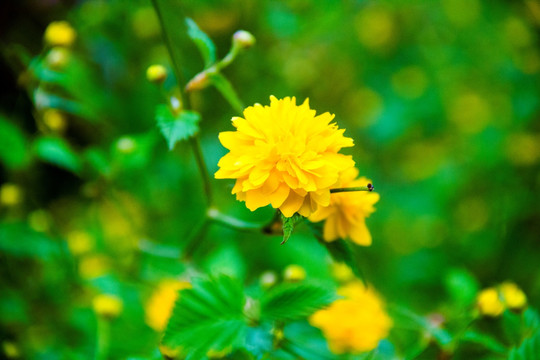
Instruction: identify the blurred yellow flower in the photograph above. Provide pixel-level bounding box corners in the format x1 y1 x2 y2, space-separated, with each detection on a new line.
310 282 392 354
309 168 379 246
2 341 19 359
331 262 355 283
355 7 395 52
477 282 527 317
78 254 110 279
215 96 354 218
283 264 306 282
66 231 94 255
44 21 76 47
500 282 527 309
46 47 70 69
0 183 22 206
145 279 192 332
92 294 123 318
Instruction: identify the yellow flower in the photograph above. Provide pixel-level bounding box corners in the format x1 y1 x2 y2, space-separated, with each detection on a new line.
42 109 67 132
145 279 192 332
92 294 123 319
477 287 505 317
309 167 379 246
310 282 392 354
215 96 355 218
78 254 110 279
283 264 306 282
500 282 527 309
44 21 76 47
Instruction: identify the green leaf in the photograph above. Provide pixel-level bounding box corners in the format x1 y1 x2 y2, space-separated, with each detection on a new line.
84 148 111 177
209 73 244 114
508 328 540 360
0 116 29 169
444 268 479 308
281 213 304 245
260 282 335 322
155 105 200 150
163 275 247 358
34 136 82 173
461 330 507 354
185 18 217 68
0 222 61 260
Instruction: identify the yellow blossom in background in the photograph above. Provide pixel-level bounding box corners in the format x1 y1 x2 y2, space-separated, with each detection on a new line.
310 281 392 354
477 287 505 317
66 231 94 255
44 21 76 47
309 168 379 246
215 96 355 217
92 294 123 318
331 262 355 283
2 341 19 359
78 254 110 279
146 64 167 83
145 279 192 332
499 282 527 309
283 264 306 282
0 183 22 206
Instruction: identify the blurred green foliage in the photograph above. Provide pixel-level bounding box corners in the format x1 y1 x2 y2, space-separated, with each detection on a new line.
1 0 540 359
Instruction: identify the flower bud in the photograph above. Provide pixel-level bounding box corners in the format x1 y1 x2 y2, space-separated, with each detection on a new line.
233 30 256 49
42 109 67 133
283 264 306 282
116 136 137 154
185 71 210 92
500 282 527 310
146 64 167 83
92 294 123 319
44 21 76 47
260 271 277 288
477 287 504 317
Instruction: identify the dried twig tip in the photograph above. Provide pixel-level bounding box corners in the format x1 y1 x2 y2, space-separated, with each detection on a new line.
367 183 374 191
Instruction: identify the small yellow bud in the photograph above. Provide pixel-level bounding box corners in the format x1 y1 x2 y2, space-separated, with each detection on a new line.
46 47 70 69
146 64 167 83
477 287 504 317
78 255 110 279
42 109 67 132
0 183 22 206
283 264 306 282
116 136 137 154
92 294 123 319
260 271 278 288
233 30 256 49
185 71 210 92
44 21 76 47
500 282 527 310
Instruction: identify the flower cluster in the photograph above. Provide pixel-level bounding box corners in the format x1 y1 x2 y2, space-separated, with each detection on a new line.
477 281 527 317
309 281 392 354
215 96 378 244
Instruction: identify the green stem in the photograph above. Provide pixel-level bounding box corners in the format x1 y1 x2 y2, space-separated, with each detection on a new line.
95 317 110 360
181 216 210 260
189 136 213 206
151 0 185 102
330 184 373 193
207 208 265 232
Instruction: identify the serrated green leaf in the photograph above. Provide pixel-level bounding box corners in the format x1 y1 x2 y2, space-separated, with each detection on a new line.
260 283 335 322
163 276 247 357
34 136 82 173
0 116 29 169
209 73 244 114
155 105 200 150
281 213 304 245
508 327 540 360
185 18 216 68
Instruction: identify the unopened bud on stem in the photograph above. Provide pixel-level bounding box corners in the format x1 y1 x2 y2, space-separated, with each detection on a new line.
233 30 256 49
146 64 167 83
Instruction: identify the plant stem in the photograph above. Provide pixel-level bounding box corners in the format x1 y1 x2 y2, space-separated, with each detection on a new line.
190 136 213 206
95 317 110 360
330 184 373 193
151 0 185 99
182 216 210 260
